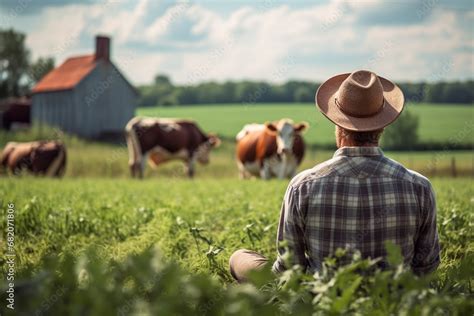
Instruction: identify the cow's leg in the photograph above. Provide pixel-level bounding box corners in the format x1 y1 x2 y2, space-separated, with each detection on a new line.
54 153 67 178
237 161 248 179
0 146 14 175
288 169 297 179
260 160 271 180
55 162 66 177
45 146 66 177
129 156 144 178
11 165 21 176
126 123 144 179
138 153 148 179
130 161 136 178
11 161 24 176
129 161 138 178
186 159 195 178
277 164 286 179
13 155 33 176
276 155 290 179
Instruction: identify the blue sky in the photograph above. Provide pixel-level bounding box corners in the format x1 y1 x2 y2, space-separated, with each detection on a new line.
1 0 472 85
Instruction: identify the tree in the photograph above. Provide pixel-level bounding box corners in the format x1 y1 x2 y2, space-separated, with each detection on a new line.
425 82 446 103
154 74 172 86
137 72 473 106
176 86 198 105
381 109 419 150
0 29 30 97
294 86 313 102
29 57 55 84
443 82 472 103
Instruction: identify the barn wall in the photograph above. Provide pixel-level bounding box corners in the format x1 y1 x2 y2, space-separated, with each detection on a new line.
32 61 136 138
96 62 136 133
31 91 76 134
73 67 103 137
75 61 136 137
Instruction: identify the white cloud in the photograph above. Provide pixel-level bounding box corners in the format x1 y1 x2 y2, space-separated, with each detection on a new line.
11 0 473 84
25 4 89 59
145 1 193 43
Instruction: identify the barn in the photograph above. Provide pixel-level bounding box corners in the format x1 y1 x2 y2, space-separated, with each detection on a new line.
31 35 137 138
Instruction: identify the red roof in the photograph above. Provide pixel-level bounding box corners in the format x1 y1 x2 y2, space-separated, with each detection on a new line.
32 55 97 93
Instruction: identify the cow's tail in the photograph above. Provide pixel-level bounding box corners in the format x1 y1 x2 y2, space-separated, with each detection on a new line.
125 117 142 167
46 143 66 177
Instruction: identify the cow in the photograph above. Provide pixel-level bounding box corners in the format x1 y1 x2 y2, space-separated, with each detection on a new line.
0 98 31 130
1 141 66 177
236 119 308 179
125 117 221 178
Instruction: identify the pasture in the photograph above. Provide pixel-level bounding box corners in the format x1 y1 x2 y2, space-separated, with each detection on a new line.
1 129 473 179
2 177 472 278
0 103 473 314
1 103 473 178
139 103 474 147
0 178 473 314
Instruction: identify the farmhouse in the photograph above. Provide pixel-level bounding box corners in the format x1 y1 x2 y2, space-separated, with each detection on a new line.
31 36 137 138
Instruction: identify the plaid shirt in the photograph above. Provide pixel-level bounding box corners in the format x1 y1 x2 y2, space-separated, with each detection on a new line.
272 146 440 275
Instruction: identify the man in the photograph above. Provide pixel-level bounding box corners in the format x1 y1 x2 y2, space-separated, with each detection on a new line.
229 70 440 282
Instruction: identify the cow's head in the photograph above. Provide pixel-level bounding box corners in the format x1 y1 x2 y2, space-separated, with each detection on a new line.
195 134 221 164
265 119 308 154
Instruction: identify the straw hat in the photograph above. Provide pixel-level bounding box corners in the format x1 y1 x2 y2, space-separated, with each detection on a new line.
315 70 405 131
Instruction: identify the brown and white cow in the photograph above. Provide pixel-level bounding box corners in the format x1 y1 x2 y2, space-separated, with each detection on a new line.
236 119 308 179
125 117 221 178
1 141 66 177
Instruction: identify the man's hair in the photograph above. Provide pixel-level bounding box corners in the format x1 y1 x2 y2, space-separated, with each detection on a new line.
337 126 384 145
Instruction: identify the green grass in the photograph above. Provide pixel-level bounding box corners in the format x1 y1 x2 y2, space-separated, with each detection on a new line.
1 178 472 277
0 104 472 314
1 125 473 178
138 103 474 146
0 178 472 314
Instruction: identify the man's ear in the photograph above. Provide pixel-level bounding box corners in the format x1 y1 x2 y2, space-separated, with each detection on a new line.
294 121 309 133
208 134 221 148
265 122 278 134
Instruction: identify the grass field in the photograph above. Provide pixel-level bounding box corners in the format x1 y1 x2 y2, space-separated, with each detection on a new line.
2 177 472 277
1 103 473 178
1 134 472 178
0 178 472 314
0 103 473 314
139 103 474 146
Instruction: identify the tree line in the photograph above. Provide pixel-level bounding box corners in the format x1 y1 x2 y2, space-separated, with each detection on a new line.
139 75 474 107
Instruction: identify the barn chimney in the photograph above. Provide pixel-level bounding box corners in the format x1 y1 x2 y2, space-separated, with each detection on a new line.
95 35 110 61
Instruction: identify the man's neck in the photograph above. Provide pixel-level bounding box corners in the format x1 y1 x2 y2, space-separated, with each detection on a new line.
337 140 379 148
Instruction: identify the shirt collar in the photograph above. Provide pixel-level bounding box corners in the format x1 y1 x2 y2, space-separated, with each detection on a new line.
333 146 384 158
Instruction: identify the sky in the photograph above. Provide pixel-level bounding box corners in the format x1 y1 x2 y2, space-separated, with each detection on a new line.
1 0 473 85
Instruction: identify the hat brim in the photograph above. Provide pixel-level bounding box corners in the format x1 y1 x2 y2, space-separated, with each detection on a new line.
315 73 405 131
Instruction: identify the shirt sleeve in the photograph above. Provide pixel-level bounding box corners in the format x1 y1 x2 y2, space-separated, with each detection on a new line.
411 182 440 275
272 185 308 273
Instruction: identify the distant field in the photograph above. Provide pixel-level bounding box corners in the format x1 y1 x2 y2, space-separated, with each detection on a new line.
138 103 474 147
0 123 472 178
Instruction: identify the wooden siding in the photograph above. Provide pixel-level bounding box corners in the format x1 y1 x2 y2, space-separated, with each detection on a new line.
31 61 136 138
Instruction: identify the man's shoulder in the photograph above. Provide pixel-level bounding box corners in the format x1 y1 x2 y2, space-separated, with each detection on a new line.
406 168 434 193
382 156 433 189
288 157 342 188
289 155 433 191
